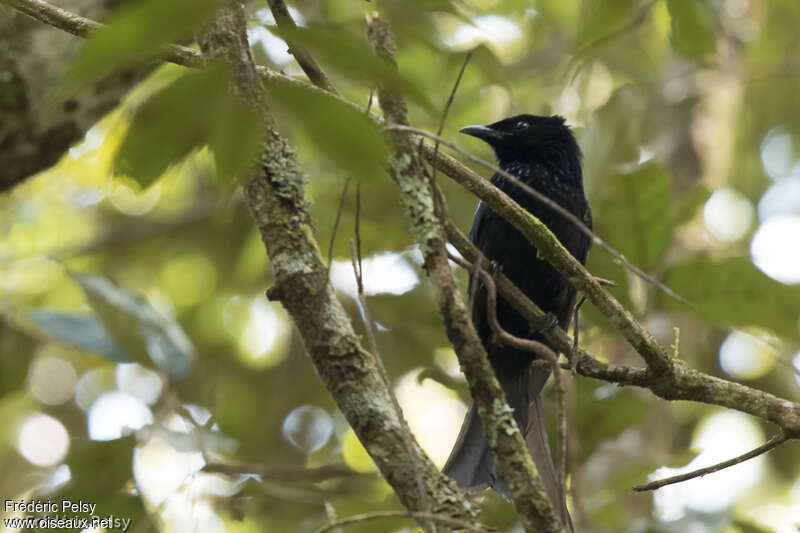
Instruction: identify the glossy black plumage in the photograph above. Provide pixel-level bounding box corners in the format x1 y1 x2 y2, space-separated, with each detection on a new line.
443 114 591 530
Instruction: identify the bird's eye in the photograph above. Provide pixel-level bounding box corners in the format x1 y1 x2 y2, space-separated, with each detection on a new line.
514 121 530 131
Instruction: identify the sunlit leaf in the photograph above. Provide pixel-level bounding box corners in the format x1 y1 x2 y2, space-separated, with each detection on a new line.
114 65 264 187
269 24 434 112
667 0 717 60
61 0 222 95
266 81 389 182
70 272 194 379
47 437 144 524
28 311 130 363
576 0 637 49
656 256 800 338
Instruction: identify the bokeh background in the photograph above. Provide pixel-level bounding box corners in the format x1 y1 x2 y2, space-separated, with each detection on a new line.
2 0 800 531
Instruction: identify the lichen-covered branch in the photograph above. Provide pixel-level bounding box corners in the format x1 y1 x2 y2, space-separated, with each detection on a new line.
367 15 564 533
197 1 477 525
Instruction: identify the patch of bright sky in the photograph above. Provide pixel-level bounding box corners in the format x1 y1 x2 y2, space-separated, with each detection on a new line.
330 251 419 298
702 188 754 242
88 391 153 440
760 126 795 181
248 7 305 66
17 413 69 467
282 405 334 453
652 411 765 520
394 368 467 467
718 330 775 380
68 125 106 160
238 296 290 368
751 215 800 284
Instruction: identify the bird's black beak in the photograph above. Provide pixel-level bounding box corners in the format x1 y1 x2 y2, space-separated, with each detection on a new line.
459 125 507 142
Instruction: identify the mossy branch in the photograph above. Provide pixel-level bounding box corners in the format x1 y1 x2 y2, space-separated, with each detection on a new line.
196 1 478 526
367 14 565 533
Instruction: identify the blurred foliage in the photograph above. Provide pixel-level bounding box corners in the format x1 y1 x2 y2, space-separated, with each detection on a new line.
2 0 800 532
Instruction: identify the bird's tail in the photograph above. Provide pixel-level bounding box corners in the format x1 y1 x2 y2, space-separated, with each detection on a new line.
442 363 572 530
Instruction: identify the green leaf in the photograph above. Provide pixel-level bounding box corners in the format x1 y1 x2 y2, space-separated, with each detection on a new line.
70 272 195 379
269 24 435 112
581 85 645 186
61 0 222 95
28 311 130 363
667 0 717 60
656 257 800 338
49 437 145 525
670 185 711 226
114 65 264 187
576 0 638 49
593 164 673 272
266 81 390 182
573 379 653 457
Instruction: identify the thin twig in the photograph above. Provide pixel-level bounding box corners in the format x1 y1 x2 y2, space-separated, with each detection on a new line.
324 502 343 533
633 431 790 492
355 183 363 288
266 0 339 94
313 510 493 533
203 462 360 482
430 52 471 214
349 191 435 533
327 177 350 275
386 124 690 307
365 86 375 115
572 296 586 360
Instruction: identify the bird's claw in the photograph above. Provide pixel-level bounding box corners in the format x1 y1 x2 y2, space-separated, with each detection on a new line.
488 260 503 275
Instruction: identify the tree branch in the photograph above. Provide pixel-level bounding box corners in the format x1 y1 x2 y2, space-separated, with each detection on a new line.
265 0 338 94
196 1 476 525
366 14 564 533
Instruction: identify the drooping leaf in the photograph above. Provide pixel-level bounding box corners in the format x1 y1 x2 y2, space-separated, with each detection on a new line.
573 379 653 458
576 0 638 49
114 65 264 187
269 24 435 112
655 256 800 339
266 81 389 182
593 164 673 272
28 311 130 363
667 0 717 60
581 85 646 187
70 272 195 379
61 0 222 95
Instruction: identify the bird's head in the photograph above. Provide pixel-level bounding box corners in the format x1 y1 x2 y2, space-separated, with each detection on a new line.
459 114 580 166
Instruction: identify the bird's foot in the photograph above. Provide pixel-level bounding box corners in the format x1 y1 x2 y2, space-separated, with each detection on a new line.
488 260 503 275
531 312 558 334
